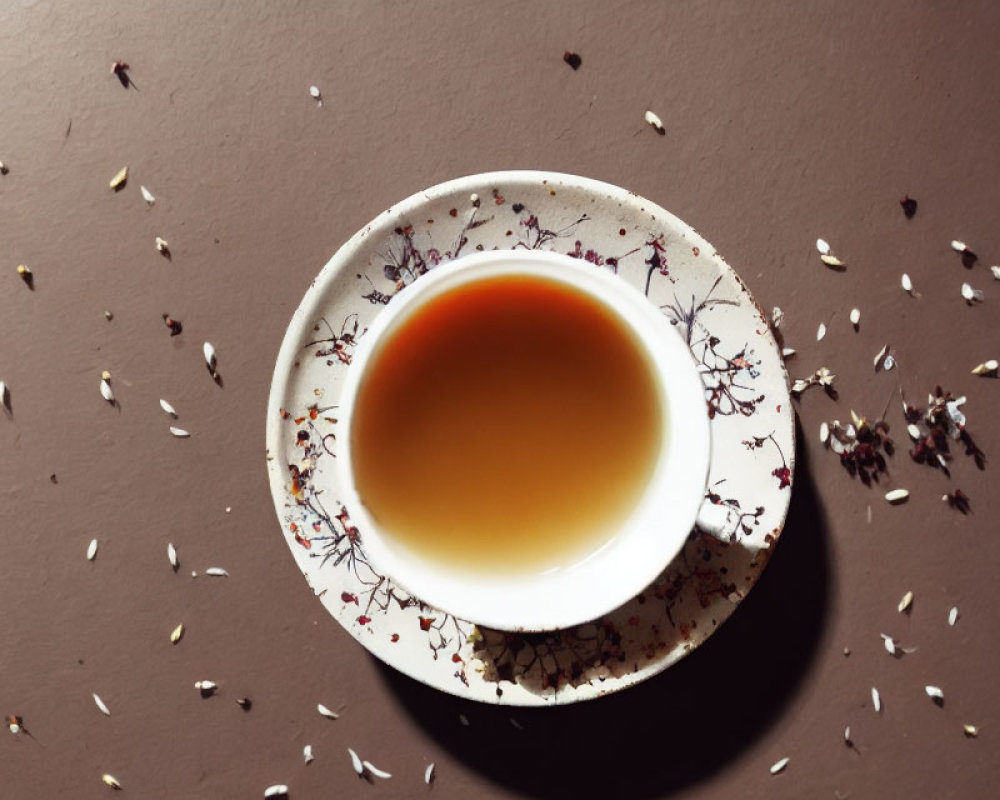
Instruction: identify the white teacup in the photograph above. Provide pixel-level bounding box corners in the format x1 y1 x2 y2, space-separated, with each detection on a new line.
336 250 710 631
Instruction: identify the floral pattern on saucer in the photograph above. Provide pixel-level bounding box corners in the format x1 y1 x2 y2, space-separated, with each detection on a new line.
266 171 794 706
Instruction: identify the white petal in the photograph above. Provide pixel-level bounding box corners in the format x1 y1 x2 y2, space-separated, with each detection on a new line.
347 748 364 775
819 422 830 444
362 761 391 779
885 489 910 504
644 109 664 132
264 786 289 798
849 308 861 326
205 567 228 577
309 85 321 98
925 685 944 700
901 273 913 292
816 238 831 255
0 380 8 408
769 757 790 775
93 693 111 715
303 744 314 764
102 774 122 789
871 687 881 712
169 427 190 438
167 542 178 568
317 703 339 719
424 763 435 785
991 265 1000 280
948 606 959 626
816 323 826 341
100 379 115 403
140 185 155 205
86 538 98 561
159 398 178 417
951 240 968 253
203 342 217 371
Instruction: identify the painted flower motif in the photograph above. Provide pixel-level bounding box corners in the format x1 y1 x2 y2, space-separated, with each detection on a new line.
772 466 791 488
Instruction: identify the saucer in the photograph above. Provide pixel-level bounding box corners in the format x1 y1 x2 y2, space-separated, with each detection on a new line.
266 171 794 706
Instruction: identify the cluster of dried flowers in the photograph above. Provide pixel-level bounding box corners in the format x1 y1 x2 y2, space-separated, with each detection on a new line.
904 387 985 474
820 412 893 486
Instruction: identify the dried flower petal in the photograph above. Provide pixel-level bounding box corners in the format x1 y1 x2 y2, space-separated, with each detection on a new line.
363 761 392 779
563 51 582 70
167 542 178 569
100 378 115 404
644 109 665 135
109 167 128 191
819 422 830 444
195 680 217 694
155 236 170 255
820 254 845 268
881 633 897 656
347 747 364 775
159 399 178 417
951 240 968 253
93 693 111 715
971 359 998 375
844 726 852 745
203 342 218 376
901 273 914 293
304 744 314 764
769 757 790 775
205 567 228 577
309 85 321 99
781 346 796 357
963 724 979 738
900 195 917 218
948 606 959 626
898 591 913 613
140 185 155 205
925 685 944 702
885 489 909 504
961 282 984 303
169 427 190 438
816 323 826 341
264 786 289 798
816 238 831 255
872 687 881 712
317 703 339 719
87 538 98 561
0 160 7 175
883 354 896 371
102 774 122 789
849 308 861 327
992 265 1000 280
771 306 784 328
425 763 435 785
170 624 184 644
873 344 890 371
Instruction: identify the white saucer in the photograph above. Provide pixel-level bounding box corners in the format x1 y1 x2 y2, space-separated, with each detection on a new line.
266 171 795 706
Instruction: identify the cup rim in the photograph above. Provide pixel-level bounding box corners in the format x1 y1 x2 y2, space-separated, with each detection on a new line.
336 249 710 631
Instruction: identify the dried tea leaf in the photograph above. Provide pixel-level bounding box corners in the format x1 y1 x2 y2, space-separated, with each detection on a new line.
93 693 111 715
140 185 155 205
644 109 665 134
898 591 913 613
87 538 98 561
317 703 339 719
885 489 910 504
769 757 790 775
102 773 122 789
159 399 178 417
109 167 128 191
170 624 184 644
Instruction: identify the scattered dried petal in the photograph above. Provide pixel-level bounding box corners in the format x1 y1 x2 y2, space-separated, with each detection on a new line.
109 167 128 191
170 624 184 644
961 282 984 303
925 685 944 703
898 591 913 613
0 380 8 409
771 306 784 329
204 342 218 376
104 311 113 320
100 378 115 404
816 238 831 255
971 359 998 375
963 724 979 738
205 567 228 577
0 160 7 175
562 51 582 70
102 774 122 790
885 489 909 504
195 680 217 693
93 693 111 716
363 761 392 779
87 538 98 561
264 786 289 798
236 697 252 710
347 748 364 775
901 273 914 293
781 347 796 357
881 633 897 656
948 606 959 626
424 763 435 785
873 344 890 371
169 426 190 438
317 703 339 719
819 421 830 444
769 757 790 775
167 542 178 569
844 726 852 745
883 354 896 371
992 265 1000 280
140 185 155 205
872 687 881 712
303 744 314 764
644 109 665 135
816 323 826 341
309 85 321 99
155 236 170 255
849 308 861 327
900 195 917 218
951 240 968 253
159 399 178 417
820 254 845 268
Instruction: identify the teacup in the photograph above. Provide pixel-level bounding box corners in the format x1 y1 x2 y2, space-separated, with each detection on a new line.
336 249 709 631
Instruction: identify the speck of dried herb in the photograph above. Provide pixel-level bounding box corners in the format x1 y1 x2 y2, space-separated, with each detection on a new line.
942 490 971 514
162 314 183 336
562 51 582 70
904 387 985 473
823 412 893 486
900 195 917 219
791 367 837 399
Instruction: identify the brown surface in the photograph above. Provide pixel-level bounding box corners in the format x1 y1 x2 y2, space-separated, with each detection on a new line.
1 1 998 797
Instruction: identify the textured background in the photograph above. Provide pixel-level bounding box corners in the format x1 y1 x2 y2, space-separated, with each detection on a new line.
1 1 998 797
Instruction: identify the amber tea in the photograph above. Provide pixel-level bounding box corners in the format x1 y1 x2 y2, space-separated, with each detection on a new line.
350 273 665 576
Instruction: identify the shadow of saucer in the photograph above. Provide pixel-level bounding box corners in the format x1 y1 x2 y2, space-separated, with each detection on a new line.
377 417 830 797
